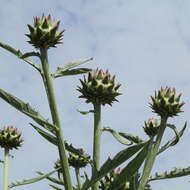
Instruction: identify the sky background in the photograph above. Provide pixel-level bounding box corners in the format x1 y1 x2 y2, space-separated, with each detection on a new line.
0 0 190 189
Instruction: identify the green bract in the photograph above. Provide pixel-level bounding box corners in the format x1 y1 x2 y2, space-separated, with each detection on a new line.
0 126 23 150
77 69 121 106
26 14 64 49
149 87 185 118
143 118 159 137
99 168 130 190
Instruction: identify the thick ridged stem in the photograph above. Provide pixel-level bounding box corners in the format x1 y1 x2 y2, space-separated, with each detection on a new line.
137 117 168 190
92 102 101 190
75 168 81 190
40 48 73 190
3 149 9 190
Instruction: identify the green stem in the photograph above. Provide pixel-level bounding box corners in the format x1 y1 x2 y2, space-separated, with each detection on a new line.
75 168 81 190
3 149 9 190
40 48 73 190
92 102 101 190
137 117 168 190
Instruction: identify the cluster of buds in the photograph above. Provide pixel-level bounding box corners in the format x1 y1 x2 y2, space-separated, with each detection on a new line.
143 118 159 137
26 14 64 49
99 168 130 190
0 126 23 150
55 152 90 170
77 68 121 106
149 87 184 118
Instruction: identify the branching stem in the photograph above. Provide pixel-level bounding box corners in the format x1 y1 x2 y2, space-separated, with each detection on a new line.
40 47 73 190
137 117 168 190
75 168 81 190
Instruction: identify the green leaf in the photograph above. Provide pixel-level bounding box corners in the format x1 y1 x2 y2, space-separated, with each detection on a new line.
19 52 40 59
9 168 60 188
81 141 149 190
149 166 190 181
49 184 62 190
52 57 93 78
30 123 58 146
49 184 64 190
77 109 94 115
58 57 93 72
157 122 187 155
0 160 3 163
102 127 133 145
103 127 144 145
119 132 144 144
37 171 64 185
0 88 56 134
53 68 92 78
0 41 41 72
0 41 22 56
108 143 149 190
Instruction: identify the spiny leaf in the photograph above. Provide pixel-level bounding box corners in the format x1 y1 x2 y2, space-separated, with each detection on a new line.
102 127 133 145
157 122 187 155
77 109 94 115
81 141 149 190
56 57 93 72
37 171 64 185
53 68 92 78
103 127 144 145
9 168 59 188
0 88 56 134
119 132 144 144
149 166 190 181
30 123 58 146
108 143 149 190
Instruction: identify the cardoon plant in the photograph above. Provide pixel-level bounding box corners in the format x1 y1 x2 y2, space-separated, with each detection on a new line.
0 14 189 190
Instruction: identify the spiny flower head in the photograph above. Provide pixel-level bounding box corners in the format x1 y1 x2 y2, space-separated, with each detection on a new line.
143 118 159 137
149 87 185 118
54 152 90 171
77 68 121 106
26 14 64 49
0 126 23 150
68 152 90 169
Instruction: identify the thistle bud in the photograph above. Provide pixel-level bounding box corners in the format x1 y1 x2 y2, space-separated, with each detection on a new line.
26 14 64 49
0 126 23 150
68 152 90 169
143 118 159 137
149 87 185 118
77 68 121 106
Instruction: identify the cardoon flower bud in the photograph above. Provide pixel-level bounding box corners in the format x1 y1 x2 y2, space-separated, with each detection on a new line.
77 68 121 106
0 126 23 150
68 152 90 169
143 118 159 137
149 87 185 117
26 14 64 49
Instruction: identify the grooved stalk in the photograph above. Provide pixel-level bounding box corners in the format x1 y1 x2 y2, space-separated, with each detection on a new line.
92 102 101 190
3 149 9 190
138 117 168 190
40 48 73 190
75 168 81 190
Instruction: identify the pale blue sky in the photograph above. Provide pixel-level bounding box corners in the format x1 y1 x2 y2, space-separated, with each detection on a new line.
0 0 190 190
